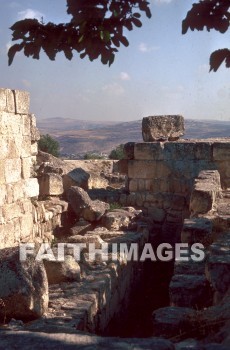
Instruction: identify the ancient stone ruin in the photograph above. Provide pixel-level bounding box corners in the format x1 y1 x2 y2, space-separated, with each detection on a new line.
0 88 230 349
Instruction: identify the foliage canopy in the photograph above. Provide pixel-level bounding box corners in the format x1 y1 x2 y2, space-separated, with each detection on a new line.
8 0 230 71
8 0 151 66
182 0 230 71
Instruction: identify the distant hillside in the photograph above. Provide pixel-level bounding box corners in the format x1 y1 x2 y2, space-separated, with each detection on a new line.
37 118 230 157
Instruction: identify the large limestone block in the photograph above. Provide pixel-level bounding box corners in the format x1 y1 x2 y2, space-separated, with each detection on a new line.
19 213 34 240
0 88 7 111
116 159 128 175
102 210 131 231
142 115 184 142
68 186 109 222
0 247 48 320
206 233 230 296
0 185 7 206
14 90 30 114
39 173 63 196
67 186 92 216
0 135 23 160
190 170 222 217
181 218 213 246
23 178 39 198
83 199 109 222
43 254 81 284
123 142 135 159
128 160 171 179
213 142 230 161
21 157 32 179
4 158 21 184
69 220 93 236
0 160 5 184
134 142 165 160
63 167 90 192
152 306 196 338
0 89 15 113
67 234 104 248
164 142 212 161
169 274 212 309
21 136 32 157
2 202 22 222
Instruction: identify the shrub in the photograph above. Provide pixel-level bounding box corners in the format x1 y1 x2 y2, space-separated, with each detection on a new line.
83 152 105 160
38 134 60 157
109 144 124 160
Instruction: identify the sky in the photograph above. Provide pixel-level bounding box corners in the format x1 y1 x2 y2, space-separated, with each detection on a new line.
0 0 230 122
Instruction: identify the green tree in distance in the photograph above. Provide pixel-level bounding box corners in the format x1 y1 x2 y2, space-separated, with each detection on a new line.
109 144 124 160
38 134 60 157
84 152 105 159
8 0 229 71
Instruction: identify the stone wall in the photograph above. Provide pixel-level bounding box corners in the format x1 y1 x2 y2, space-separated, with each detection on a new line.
118 140 230 220
0 88 40 249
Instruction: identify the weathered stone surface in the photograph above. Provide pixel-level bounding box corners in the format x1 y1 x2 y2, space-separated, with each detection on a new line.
69 220 93 236
23 178 39 198
213 143 230 161
67 234 104 248
152 306 195 338
83 199 109 222
39 173 64 196
21 157 32 179
206 233 230 298
63 167 90 192
174 259 206 276
142 115 184 142
102 211 131 231
190 170 222 217
36 150 65 167
14 90 30 114
101 208 141 231
134 142 165 160
128 160 174 180
0 89 15 113
0 88 7 111
68 186 109 222
0 247 48 321
169 274 212 309
68 186 92 216
116 159 128 175
43 255 81 284
148 207 166 223
181 218 213 246
4 159 21 184
0 331 175 350
123 142 135 159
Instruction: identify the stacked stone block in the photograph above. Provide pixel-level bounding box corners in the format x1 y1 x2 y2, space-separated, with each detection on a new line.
118 139 230 220
0 88 39 248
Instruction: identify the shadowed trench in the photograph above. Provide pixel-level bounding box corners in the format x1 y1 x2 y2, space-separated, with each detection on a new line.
102 258 175 338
